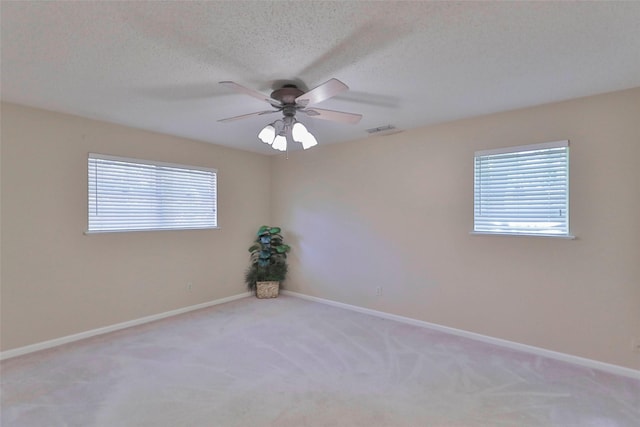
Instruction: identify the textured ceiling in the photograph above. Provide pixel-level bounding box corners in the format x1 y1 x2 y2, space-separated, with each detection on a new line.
2 1 640 155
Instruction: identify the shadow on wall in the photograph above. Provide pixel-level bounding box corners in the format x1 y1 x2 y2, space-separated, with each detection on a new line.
285 205 440 303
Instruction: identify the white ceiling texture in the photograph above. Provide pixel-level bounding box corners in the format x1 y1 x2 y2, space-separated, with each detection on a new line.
2 1 640 155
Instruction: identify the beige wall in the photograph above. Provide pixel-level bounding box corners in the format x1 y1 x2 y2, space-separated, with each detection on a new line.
1 103 270 351
2 89 639 370
271 88 640 370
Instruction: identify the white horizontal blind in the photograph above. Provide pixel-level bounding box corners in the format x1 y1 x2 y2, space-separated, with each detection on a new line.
474 141 569 236
88 154 217 232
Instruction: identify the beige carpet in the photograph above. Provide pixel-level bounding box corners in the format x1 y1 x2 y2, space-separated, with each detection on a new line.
1 295 639 426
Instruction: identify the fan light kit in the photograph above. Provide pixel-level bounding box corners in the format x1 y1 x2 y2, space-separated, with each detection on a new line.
258 118 317 151
218 78 362 152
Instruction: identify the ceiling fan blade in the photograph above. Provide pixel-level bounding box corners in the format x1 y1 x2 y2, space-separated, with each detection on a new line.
217 110 278 123
295 78 349 107
301 108 362 124
219 81 282 108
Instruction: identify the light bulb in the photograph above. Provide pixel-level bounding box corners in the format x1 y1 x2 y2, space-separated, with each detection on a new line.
292 122 307 141
292 122 318 150
300 132 318 150
272 134 287 151
258 124 275 144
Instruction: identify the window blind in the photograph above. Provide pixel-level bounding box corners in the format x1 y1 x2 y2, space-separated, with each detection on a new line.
88 154 217 233
474 141 569 236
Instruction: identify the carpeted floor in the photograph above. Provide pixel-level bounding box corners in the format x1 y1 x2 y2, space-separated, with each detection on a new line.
1 295 639 426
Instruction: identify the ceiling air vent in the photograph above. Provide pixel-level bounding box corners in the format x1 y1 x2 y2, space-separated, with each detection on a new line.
365 124 402 137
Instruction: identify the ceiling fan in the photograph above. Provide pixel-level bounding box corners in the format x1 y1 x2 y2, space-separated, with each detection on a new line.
218 78 362 151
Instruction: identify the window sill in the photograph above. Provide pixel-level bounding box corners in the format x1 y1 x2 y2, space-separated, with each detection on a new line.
469 231 576 240
84 227 221 235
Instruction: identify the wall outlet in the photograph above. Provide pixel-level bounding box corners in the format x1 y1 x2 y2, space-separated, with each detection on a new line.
375 286 382 297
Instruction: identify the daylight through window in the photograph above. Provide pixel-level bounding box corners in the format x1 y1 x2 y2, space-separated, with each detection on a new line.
88 154 217 233
474 141 569 237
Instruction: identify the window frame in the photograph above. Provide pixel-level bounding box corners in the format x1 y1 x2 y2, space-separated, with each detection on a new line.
86 153 218 234
472 140 574 239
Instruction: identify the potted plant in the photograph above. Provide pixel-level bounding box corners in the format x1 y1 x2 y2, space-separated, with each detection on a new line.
245 225 291 298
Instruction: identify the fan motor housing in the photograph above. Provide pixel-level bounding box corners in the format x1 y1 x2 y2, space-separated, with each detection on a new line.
271 85 304 105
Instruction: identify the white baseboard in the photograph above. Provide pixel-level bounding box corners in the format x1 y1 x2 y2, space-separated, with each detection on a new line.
4 290 638 380
0 292 252 361
282 290 640 380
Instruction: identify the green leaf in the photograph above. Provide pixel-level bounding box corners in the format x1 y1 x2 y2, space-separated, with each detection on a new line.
248 244 260 253
269 227 281 234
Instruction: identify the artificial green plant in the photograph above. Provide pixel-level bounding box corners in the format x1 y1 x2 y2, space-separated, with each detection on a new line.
244 225 291 291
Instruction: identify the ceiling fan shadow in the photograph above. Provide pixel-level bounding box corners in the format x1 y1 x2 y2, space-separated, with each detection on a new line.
134 82 226 101
332 91 400 109
296 18 415 84
125 5 267 81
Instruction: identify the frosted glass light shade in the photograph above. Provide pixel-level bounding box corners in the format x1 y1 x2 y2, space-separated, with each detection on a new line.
272 134 287 151
258 124 276 144
292 122 318 150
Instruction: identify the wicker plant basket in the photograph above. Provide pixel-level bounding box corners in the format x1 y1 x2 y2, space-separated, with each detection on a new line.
256 281 279 299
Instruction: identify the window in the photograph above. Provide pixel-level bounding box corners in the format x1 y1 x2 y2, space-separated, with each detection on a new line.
88 154 217 233
474 140 570 237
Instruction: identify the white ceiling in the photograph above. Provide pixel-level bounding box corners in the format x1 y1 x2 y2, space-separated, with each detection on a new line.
2 1 640 155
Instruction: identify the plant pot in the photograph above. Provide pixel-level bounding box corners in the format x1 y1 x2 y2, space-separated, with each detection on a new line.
256 281 279 299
